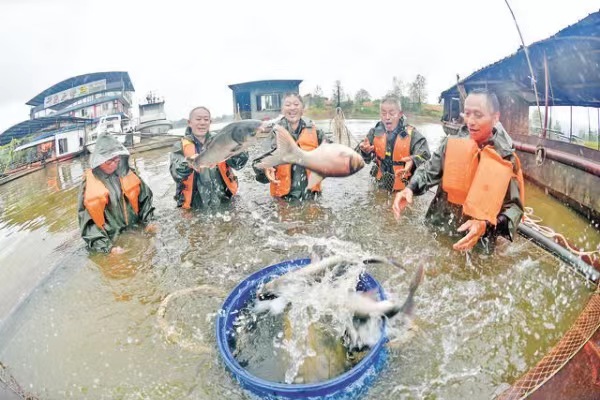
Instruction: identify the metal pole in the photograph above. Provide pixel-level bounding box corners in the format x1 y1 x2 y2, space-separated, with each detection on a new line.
597 108 599 150
569 106 573 142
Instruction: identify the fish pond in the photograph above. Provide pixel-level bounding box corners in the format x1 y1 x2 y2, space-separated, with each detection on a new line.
0 119 598 399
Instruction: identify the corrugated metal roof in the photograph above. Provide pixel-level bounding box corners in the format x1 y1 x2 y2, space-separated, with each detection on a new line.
0 116 91 146
228 79 303 92
440 11 600 108
26 71 135 106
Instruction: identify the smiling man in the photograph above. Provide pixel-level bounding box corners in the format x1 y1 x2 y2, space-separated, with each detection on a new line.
392 89 525 252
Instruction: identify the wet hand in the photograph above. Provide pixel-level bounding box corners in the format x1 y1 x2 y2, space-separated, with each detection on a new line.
452 219 487 251
359 137 374 153
110 246 125 255
396 157 413 178
392 188 413 219
264 167 279 184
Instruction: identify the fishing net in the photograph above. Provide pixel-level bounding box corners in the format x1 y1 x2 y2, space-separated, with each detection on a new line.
496 290 600 399
0 362 39 400
329 107 356 147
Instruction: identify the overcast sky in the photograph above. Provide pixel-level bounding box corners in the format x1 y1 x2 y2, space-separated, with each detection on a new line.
0 0 597 133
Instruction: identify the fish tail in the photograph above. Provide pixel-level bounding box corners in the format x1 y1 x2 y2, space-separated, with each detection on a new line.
254 129 301 169
362 257 407 272
399 265 425 316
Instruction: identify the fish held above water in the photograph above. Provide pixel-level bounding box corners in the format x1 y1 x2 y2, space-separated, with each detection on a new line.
253 126 365 187
187 120 265 169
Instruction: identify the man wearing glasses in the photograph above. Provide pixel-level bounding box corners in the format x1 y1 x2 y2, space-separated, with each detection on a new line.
359 96 430 192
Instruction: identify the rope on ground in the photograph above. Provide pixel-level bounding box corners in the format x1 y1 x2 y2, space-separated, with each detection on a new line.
329 107 357 147
157 285 226 354
0 362 39 400
522 206 600 258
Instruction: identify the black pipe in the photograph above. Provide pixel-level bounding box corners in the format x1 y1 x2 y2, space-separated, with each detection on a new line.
518 223 599 283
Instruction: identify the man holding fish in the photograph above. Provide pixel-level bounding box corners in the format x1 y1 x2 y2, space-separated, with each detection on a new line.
253 92 366 200
169 106 254 209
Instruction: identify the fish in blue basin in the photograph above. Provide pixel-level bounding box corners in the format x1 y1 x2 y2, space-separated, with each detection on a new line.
253 256 424 383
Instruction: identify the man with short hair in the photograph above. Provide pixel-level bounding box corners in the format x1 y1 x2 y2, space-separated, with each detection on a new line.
393 89 525 252
359 96 430 192
170 106 249 209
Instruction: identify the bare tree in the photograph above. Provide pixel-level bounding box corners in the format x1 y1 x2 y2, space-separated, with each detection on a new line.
409 74 427 105
332 80 345 108
354 88 371 104
387 76 404 99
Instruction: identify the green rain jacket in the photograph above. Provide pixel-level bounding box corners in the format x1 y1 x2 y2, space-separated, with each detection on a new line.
78 134 155 253
407 124 524 246
170 128 249 208
359 118 431 190
252 117 327 200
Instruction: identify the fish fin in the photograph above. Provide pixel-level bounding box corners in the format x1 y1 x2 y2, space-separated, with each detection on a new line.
383 305 402 319
307 171 324 188
253 129 300 169
398 265 425 315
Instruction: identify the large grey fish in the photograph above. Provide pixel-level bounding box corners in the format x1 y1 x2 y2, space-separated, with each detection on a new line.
187 120 263 168
253 127 365 187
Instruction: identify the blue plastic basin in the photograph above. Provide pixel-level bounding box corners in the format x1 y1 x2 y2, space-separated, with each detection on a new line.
216 258 388 399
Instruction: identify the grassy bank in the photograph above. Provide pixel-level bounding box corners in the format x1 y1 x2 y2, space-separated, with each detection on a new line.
305 103 442 124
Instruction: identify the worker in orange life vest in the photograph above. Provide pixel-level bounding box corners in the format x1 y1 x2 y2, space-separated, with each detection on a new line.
78 134 155 254
359 96 430 192
393 89 525 252
170 106 248 209
252 93 328 200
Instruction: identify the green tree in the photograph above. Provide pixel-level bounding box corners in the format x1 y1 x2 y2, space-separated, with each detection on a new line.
553 120 562 134
310 85 326 108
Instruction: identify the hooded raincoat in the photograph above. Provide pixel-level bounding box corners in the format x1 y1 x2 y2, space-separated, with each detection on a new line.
407 124 524 249
169 128 249 209
78 134 155 253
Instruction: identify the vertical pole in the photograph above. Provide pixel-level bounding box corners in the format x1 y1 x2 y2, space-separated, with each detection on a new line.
597 108 599 150
569 106 573 142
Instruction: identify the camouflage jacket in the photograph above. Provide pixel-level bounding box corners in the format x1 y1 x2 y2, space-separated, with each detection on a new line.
170 128 248 208
252 117 327 200
407 124 524 245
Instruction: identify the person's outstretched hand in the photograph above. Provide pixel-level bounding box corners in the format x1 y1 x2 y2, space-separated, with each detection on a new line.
453 219 487 251
392 188 413 219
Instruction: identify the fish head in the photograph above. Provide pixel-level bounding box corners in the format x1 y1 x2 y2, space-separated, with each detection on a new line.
227 120 262 145
349 151 365 174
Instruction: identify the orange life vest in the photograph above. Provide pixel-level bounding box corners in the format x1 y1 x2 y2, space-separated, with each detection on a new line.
373 126 413 191
181 138 238 209
442 137 525 225
83 169 141 229
270 125 322 198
